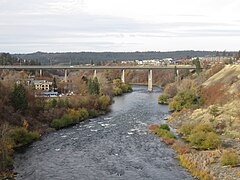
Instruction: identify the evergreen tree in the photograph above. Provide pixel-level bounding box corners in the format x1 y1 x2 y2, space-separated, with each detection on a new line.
93 77 100 95
192 58 201 74
87 79 94 95
11 83 28 112
174 66 178 77
52 77 57 92
87 77 100 95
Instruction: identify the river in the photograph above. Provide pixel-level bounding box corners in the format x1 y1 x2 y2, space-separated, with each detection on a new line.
14 85 193 180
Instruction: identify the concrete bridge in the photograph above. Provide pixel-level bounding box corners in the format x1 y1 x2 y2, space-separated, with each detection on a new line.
0 65 196 91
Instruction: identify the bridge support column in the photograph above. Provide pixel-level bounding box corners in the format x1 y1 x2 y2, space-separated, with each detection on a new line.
93 69 97 78
39 69 42 77
64 69 68 83
175 69 180 83
148 69 153 92
121 69 125 83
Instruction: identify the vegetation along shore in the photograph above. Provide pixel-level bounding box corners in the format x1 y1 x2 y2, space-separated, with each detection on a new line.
152 63 240 180
0 54 133 179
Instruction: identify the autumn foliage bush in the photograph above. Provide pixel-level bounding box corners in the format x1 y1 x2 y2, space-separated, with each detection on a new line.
148 124 159 132
200 83 227 106
164 83 177 97
172 140 191 155
178 154 213 180
160 137 175 145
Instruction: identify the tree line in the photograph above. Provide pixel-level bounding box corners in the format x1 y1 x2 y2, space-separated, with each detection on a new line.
0 53 40 65
13 51 228 65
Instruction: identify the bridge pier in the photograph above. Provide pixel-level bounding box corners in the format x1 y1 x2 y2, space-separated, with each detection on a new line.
148 69 153 92
39 69 42 77
64 69 68 83
93 69 97 78
121 69 125 83
175 69 180 82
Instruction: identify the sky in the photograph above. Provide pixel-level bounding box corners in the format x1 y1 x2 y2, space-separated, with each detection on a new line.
0 0 240 53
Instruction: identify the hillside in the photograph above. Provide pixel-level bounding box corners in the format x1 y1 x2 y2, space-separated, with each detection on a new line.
168 65 240 179
203 65 240 94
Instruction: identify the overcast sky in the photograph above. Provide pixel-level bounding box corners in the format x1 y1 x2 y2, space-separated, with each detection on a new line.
0 0 240 53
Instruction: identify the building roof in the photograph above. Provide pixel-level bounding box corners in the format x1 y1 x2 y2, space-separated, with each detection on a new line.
41 92 58 95
33 80 52 85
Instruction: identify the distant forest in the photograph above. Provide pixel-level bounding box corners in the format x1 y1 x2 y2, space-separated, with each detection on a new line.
13 51 234 65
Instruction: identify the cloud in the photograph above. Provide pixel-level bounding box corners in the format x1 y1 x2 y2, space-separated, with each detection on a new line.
0 0 240 52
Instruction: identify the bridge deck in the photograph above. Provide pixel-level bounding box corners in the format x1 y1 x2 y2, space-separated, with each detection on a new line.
0 65 196 70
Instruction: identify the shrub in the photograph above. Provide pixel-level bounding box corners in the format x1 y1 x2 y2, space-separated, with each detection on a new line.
127 85 133 92
188 131 221 149
172 141 191 155
120 84 132 93
202 132 221 149
0 154 13 171
66 109 81 121
51 108 89 129
98 95 111 110
161 137 175 145
209 105 221 118
158 93 170 104
10 127 40 146
88 109 98 118
179 123 221 149
57 99 68 108
169 91 201 111
113 87 123 96
148 124 159 132
50 114 74 129
0 124 14 171
191 123 214 134
220 150 239 166
178 123 195 137
188 131 206 148
154 129 176 139
50 98 57 108
113 78 132 95
113 78 122 88
78 108 89 121
159 124 170 131
164 83 177 97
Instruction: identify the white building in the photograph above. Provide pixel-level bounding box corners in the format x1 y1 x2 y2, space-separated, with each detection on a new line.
33 80 52 91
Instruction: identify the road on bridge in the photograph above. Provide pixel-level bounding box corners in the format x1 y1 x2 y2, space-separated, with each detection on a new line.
0 65 196 70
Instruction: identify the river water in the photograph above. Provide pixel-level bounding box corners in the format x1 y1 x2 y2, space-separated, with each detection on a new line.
14 85 193 180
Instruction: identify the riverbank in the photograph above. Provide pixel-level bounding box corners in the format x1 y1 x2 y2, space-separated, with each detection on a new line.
0 72 136 179
152 65 240 180
0 100 111 179
1 89 135 179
